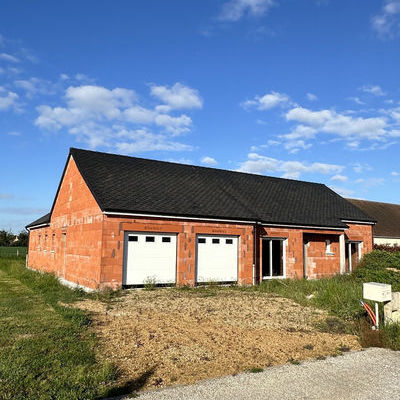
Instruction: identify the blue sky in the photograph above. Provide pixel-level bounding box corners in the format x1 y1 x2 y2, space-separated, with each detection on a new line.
1 0 400 232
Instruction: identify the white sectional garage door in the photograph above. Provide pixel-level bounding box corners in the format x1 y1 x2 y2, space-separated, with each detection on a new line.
196 235 238 283
124 233 177 285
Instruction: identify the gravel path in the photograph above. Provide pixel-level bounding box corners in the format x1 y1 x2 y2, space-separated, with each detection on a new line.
135 348 400 400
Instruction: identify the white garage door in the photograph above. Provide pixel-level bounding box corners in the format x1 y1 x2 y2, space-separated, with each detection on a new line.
124 232 177 285
196 235 238 283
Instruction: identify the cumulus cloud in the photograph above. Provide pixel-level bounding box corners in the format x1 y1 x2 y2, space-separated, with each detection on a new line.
0 87 18 111
35 82 201 153
330 174 348 182
150 83 203 110
360 84 386 96
201 156 217 165
219 0 275 21
241 91 290 110
237 152 343 179
285 106 390 148
372 1 400 38
14 77 56 98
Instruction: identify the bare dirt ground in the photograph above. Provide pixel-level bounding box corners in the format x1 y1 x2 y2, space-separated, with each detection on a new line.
74 288 361 391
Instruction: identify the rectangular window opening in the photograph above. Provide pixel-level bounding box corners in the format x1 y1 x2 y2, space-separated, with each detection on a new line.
226 239 233 244
326 239 332 254
212 238 220 244
162 237 171 243
262 239 284 278
146 236 155 242
129 236 138 242
198 238 206 244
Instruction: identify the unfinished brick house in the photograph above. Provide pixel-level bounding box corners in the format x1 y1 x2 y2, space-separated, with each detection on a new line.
26 148 375 290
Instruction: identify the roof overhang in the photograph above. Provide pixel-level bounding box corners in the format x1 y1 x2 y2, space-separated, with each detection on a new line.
103 211 257 225
26 223 50 231
341 219 376 225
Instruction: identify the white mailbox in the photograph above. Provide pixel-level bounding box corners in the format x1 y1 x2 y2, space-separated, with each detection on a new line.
363 282 392 303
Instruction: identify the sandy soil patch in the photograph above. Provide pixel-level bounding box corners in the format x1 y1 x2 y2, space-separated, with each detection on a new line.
75 288 360 391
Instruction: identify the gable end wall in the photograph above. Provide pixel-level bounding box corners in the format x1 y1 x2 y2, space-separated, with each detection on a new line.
27 156 104 289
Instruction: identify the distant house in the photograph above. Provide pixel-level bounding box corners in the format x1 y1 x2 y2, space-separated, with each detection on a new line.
347 199 400 246
26 148 374 290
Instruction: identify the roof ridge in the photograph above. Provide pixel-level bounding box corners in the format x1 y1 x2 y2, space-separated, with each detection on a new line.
69 147 326 187
347 198 400 207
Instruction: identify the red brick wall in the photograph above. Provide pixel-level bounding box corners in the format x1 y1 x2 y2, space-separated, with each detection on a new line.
258 226 304 279
345 223 373 269
27 156 104 289
99 216 254 289
304 234 340 279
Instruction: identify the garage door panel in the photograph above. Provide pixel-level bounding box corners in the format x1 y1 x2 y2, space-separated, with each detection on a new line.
196 235 238 283
124 233 177 285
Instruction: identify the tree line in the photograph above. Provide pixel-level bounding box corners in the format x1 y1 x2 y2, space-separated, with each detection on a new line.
0 230 29 247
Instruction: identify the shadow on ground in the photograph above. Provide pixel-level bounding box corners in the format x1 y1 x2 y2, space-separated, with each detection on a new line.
104 367 156 399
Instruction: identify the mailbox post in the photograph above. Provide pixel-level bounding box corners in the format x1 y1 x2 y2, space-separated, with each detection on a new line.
363 282 392 329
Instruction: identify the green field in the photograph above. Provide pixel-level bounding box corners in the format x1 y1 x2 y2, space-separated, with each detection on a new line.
0 247 27 258
0 258 123 400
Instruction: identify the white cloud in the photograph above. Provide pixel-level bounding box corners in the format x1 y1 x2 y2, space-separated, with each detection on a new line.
286 107 388 145
154 113 192 135
348 96 365 105
391 171 399 176
7 131 20 136
60 73 69 80
242 91 290 110
14 77 56 98
237 152 343 179
150 83 203 110
372 1 400 38
219 0 275 22
331 174 348 182
0 53 19 63
74 73 94 83
167 157 193 165
329 186 355 197
35 83 201 153
360 84 386 97
124 105 156 124
201 156 217 165
0 87 18 111
306 93 318 101
114 129 193 153
352 163 372 174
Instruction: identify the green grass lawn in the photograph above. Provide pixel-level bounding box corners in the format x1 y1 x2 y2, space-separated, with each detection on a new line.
0 258 119 400
0 247 27 259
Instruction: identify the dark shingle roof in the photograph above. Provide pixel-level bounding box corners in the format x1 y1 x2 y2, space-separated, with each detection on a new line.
347 199 400 238
26 212 51 229
66 148 373 229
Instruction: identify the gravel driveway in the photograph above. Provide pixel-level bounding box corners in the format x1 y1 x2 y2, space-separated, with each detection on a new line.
135 348 400 400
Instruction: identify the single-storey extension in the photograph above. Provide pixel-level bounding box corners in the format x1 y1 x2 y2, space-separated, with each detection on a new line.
26 148 375 290
347 199 400 247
